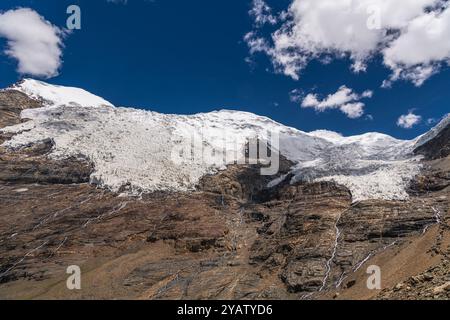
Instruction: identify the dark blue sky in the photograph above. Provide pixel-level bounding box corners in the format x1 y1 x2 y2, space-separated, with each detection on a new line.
0 0 448 139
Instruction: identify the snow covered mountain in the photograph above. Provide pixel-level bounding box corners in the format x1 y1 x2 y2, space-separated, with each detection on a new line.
415 114 450 148
10 79 113 108
0 79 436 202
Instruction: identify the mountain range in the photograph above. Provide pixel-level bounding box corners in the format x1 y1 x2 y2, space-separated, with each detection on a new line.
0 80 448 300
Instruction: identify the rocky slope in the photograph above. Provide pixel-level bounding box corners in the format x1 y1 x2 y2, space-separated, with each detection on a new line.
0 81 448 300
415 115 450 160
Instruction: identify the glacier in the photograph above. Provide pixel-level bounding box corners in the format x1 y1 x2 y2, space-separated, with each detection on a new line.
0 79 429 202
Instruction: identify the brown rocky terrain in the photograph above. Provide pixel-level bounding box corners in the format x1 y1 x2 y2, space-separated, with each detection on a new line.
0 89 448 300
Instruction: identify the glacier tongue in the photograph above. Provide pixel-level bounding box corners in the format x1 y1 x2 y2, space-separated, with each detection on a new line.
1 80 423 202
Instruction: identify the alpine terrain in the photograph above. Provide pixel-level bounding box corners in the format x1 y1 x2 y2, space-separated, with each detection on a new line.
0 79 448 300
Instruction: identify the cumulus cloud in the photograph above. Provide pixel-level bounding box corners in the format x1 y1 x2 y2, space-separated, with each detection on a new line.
397 112 422 128
0 8 65 78
246 0 450 86
383 6 450 86
300 86 373 118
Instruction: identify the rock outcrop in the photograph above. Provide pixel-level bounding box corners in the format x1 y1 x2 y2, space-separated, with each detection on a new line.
0 90 42 128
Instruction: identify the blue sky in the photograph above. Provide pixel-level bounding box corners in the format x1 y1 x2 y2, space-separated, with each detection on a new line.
0 0 449 139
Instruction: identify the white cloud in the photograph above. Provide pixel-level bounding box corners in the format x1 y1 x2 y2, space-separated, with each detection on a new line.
397 112 422 128
427 117 438 125
289 88 304 103
249 0 278 26
383 6 450 86
244 32 271 54
246 0 450 86
340 102 365 119
0 8 65 78
300 85 373 118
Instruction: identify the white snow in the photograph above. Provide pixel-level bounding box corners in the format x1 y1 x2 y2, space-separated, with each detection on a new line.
0 79 428 202
309 130 344 144
10 79 113 108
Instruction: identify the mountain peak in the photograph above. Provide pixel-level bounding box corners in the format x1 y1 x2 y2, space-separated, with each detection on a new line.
9 78 113 109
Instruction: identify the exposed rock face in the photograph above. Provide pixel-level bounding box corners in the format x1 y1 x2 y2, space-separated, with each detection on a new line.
198 154 293 201
0 90 43 144
414 123 450 160
328 197 445 288
0 90 94 184
0 90 42 128
249 181 352 293
409 156 450 195
0 89 448 300
0 139 93 185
